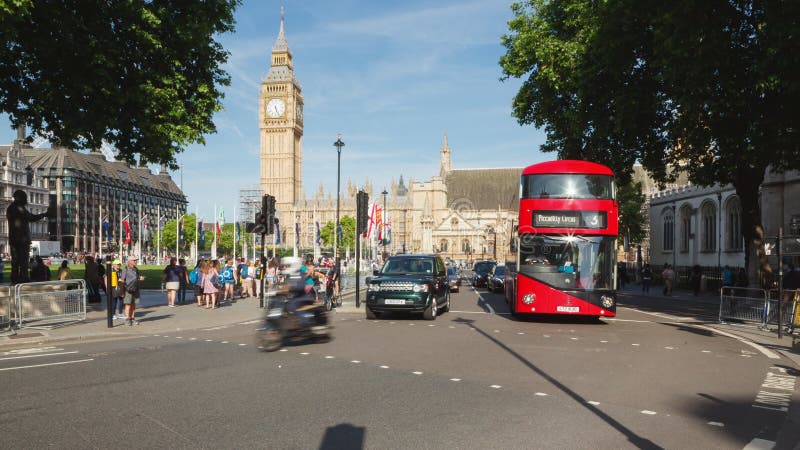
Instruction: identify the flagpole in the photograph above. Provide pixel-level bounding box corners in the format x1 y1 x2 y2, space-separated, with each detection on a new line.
156 204 160 263
194 205 198 264
119 204 123 259
138 202 143 262
175 204 179 259
233 205 237 266
213 204 217 260
99 203 103 260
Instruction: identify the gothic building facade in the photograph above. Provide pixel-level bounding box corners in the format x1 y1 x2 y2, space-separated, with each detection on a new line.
255 12 520 262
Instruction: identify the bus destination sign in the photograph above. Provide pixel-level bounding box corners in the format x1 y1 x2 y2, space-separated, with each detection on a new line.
533 211 607 229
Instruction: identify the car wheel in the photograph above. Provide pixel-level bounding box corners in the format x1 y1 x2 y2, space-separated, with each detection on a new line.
365 306 379 320
442 291 450 313
423 298 437 321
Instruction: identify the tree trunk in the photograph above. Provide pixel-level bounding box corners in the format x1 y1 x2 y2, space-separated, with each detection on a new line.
733 166 770 288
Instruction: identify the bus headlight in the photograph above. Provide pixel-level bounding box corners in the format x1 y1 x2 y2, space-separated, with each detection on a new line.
601 295 614 309
522 294 535 305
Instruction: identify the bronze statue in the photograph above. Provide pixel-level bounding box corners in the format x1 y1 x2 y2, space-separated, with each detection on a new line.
6 190 51 284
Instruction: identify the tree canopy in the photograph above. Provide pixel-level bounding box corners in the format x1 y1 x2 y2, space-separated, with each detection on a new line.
320 216 356 251
0 0 239 167
500 0 800 274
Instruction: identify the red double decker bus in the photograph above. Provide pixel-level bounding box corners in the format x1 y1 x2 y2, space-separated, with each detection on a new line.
505 160 618 318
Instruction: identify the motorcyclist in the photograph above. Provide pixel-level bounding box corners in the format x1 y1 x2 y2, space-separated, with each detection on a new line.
283 258 318 327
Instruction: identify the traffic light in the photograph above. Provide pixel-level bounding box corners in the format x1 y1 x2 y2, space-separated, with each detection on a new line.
356 190 369 235
262 194 276 235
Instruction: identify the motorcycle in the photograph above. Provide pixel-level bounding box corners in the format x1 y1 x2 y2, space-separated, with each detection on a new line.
256 291 332 352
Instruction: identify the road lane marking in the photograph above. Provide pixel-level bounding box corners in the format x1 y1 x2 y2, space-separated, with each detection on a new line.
204 339 212 342
641 410 657 415
238 344 247 347
602 318 652 323
625 308 692 322
380 365 389 369
752 368 796 412
490 385 501 389
571 337 578 341
239 319 261 325
517 332 525 335
220 341 229 344
300 352 310 355
665 346 674 350
535 392 548 396
632 343 640 346
449 310 511 315
325 356 334 359
707 422 724 427
0 358 94 371
413 371 423 375
279 349 288 352
351 360 361 364
702 350 711 353
692 325 780 359
189 338 197 341
600 340 608 343
450 378 461 382
543 335 550 338
588 401 600 406
0 351 78 361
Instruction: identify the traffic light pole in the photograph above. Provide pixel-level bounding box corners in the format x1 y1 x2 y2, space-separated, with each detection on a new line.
259 231 266 308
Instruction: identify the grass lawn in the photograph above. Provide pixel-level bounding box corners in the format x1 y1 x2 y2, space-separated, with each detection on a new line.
3 264 168 289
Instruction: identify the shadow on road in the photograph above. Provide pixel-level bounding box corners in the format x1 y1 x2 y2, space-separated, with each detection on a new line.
319 423 365 450
451 316 660 449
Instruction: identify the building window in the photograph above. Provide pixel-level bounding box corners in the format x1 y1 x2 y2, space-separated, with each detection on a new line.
701 202 716 252
726 196 743 250
440 239 448 252
662 210 674 251
462 239 470 253
680 205 692 252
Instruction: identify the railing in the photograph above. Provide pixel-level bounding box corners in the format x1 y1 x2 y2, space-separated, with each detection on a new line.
14 280 87 330
0 285 13 335
719 286 798 331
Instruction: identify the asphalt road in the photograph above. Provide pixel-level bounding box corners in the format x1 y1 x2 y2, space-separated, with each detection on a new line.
1 282 798 449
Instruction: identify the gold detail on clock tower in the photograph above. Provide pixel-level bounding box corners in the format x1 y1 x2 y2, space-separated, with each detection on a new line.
260 7 304 210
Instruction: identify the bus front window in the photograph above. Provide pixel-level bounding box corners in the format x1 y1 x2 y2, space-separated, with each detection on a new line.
519 235 615 291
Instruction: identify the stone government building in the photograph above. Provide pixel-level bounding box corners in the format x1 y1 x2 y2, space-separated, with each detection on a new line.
1 126 187 255
255 12 519 263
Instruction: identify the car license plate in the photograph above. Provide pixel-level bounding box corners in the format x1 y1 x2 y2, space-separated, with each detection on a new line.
557 306 579 313
384 299 406 305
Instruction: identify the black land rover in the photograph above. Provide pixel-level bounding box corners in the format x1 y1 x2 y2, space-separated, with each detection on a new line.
365 254 450 320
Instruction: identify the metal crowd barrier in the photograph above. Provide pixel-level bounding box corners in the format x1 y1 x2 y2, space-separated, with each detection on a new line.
720 286 799 331
719 286 768 326
14 280 87 330
0 285 13 335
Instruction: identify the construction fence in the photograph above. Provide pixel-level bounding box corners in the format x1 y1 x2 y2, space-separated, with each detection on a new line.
2 280 87 332
719 286 800 331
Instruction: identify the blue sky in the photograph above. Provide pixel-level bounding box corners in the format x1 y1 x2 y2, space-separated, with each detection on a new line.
0 0 547 221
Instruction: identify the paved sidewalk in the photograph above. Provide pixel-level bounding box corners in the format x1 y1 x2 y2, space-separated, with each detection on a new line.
0 288 364 349
618 283 800 367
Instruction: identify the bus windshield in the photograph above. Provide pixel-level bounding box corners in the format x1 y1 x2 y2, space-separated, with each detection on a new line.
522 174 615 200
518 235 615 291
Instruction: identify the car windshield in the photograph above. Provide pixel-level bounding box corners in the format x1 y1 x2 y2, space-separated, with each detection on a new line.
474 262 494 274
381 257 434 275
494 266 505 277
518 235 615 291
447 267 457 276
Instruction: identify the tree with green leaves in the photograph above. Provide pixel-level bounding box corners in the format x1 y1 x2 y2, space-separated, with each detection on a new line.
500 0 800 277
159 214 199 255
320 216 356 251
617 181 647 248
0 0 240 167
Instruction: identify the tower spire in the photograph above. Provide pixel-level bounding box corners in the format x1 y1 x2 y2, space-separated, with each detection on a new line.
439 131 452 177
272 6 290 55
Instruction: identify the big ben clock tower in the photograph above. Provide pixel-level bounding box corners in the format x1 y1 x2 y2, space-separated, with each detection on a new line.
260 8 304 210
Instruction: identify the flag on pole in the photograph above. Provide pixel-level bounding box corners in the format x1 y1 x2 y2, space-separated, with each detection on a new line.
295 221 300 246
275 222 281 245
103 218 111 241
123 216 131 244
198 218 206 246
315 221 321 246
366 202 378 238
179 217 185 245
217 209 224 238
337 223 344 242
236 221 241 241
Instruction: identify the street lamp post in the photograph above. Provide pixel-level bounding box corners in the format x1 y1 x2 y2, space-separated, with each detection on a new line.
333 133 345 267
382 188 388 257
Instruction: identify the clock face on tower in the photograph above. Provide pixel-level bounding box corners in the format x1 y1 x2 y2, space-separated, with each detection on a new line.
266 98 286 118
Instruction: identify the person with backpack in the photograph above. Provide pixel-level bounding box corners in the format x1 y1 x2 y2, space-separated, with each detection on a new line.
237 258 248 298
162 257 181 307
119 257 145 326
177 258 190 305
220 259 237 303
640 264 653 293
190 260 204 306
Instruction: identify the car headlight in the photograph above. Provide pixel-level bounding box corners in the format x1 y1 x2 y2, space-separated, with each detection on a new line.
522 293 535 305
601 295 614 309
412 283 429 293
368 283 381 292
